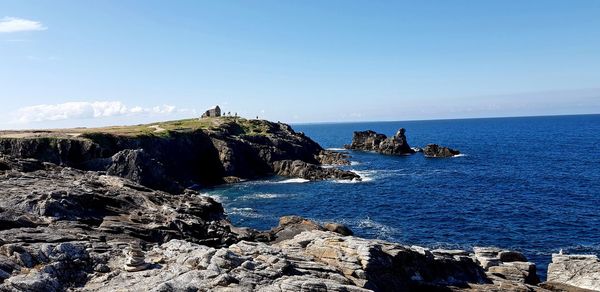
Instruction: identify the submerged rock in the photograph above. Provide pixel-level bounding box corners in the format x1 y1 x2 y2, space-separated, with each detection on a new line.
423 143 461 158
345 128 415 155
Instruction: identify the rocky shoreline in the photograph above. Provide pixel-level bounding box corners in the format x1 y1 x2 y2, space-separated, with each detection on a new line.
0 120 598 291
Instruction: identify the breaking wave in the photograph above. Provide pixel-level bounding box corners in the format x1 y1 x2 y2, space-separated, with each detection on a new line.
326 147 346 151
276 178 310 184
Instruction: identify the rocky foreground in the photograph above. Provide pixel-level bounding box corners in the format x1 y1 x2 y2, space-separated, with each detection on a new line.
1 120 598 291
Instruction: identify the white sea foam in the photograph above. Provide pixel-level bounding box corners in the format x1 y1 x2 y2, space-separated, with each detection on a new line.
334 169 376 183
452 153 467 157
326 147 346 151
350 170 376 182
277 178 310 184
356 218 400 240
239 193 283 200
229 207 266 219
334 177 363 184
201 192 227 203
350 161 361 166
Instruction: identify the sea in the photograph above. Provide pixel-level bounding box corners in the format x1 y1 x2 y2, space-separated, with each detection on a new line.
205 114 600 279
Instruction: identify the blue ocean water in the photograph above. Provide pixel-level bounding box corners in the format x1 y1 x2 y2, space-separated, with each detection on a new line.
207 114 600 278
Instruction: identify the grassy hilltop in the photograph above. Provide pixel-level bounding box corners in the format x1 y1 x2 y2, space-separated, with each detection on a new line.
0 116 274 139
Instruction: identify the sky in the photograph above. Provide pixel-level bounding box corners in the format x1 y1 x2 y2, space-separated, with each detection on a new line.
1 0 600 129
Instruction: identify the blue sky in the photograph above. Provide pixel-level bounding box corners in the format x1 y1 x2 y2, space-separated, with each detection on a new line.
1 0 599 129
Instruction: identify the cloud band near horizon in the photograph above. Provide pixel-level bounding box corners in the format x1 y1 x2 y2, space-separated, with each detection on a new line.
13 101 187 123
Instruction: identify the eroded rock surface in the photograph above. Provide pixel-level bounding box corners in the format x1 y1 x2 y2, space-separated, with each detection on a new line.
546 253 600 291
79 230 490 292
473 246 540 285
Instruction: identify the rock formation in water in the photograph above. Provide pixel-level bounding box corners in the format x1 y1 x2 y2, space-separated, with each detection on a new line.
423 143 461 158
344 128 463 158
344 128 415 155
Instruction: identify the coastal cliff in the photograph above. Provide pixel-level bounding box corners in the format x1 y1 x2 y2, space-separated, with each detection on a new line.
0 117 358 193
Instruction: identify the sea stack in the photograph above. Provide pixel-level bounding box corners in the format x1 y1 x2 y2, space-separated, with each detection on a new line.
345 128 415 155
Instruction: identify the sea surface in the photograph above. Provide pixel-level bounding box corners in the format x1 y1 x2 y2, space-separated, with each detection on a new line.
206 114 600 278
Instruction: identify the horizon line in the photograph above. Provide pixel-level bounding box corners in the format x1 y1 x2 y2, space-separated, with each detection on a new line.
290 112 600 126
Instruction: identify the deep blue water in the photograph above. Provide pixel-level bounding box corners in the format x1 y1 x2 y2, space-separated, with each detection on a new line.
206 114 600 278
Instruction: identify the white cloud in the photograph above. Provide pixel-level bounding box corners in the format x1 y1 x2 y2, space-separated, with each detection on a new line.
14 101 181 123
0 17 46 33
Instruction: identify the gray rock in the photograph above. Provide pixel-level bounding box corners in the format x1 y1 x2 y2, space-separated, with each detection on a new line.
324 222 354 236
474 246 540 285
316 150 352 166
272 160 360 181
547 253 600 291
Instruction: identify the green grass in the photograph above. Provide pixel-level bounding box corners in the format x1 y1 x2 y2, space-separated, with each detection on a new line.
78 117 227 137
0 116 276 139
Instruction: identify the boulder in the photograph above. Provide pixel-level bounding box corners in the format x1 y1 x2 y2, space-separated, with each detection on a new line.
546 253 600 291
324 222 354 236
268 216 325 242
473 247 540 285
423 144 460 158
